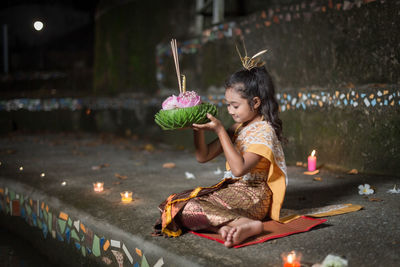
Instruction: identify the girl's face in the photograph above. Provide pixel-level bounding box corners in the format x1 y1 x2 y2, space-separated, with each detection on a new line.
225 87 260 124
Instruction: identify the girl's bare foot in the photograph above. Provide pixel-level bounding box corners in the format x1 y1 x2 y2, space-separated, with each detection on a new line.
224 218 263 248
218 225 232 241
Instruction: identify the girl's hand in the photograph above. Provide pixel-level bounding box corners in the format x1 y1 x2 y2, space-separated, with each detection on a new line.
192 113 223 133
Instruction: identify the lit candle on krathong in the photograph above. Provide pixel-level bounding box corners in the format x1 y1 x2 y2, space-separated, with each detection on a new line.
307 150 317 172
120 191 132 203
282 251 301 267
93 182 104 193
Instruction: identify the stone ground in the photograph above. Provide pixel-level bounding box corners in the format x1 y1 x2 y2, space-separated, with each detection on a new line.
0 131 399 267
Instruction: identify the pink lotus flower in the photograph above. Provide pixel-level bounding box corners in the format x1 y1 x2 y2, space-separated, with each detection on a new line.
177 91 201 108
162 95 179 110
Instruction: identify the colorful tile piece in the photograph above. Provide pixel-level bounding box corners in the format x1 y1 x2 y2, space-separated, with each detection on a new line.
122 243 133 264
56 232 64 242
11 200 20 216
86 247 92 255
25 204 32 217
52 215 57 234
92 235 101 257
58 218 67 234
80 222 86 233
42 221 48 239
71 229 80 241
111 250 124 267
5 202 9 214
47 212 52 232
35 200 40 215
79 232 85 242
59 211 68 221
103 240 110 251
141 255 150 267
51 230 56 239
73 220 80 232
75 242 81 250
154 257 164 267
20 207 26 219
9 190 15 201
100 236 105 248
65 227 71 243
32 213 37 227
81 245 86 257
84 227 93 247
37 217 43 229
67 217 72 227
43 209 48 222
135 247 142 257
110 239 120 248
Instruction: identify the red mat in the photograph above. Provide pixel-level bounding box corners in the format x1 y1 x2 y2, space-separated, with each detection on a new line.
190 216 326 248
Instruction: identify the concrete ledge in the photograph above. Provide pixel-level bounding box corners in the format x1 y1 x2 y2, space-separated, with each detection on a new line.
0 179 195 267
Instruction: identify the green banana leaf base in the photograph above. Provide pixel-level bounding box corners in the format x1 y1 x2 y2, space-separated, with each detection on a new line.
154 103 218 130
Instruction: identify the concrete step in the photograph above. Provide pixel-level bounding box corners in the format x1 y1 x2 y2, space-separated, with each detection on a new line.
0 133 399 266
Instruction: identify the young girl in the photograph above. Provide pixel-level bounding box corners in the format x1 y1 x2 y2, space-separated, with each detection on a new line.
153 65 287 248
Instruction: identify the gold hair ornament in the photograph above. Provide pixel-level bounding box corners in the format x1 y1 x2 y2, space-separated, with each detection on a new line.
235 41 268 71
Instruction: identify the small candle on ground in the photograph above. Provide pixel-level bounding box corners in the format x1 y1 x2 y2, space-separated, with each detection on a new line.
307 150 317 172
120 191 132 203
93 182 104 192
282 251 301 267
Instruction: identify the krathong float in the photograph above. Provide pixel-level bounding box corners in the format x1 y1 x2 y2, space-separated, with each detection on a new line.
154 39 217 130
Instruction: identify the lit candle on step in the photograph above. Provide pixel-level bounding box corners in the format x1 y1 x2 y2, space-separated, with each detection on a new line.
93 182 104 192
282 251 301 267
120 191 132 203
307 150 317 172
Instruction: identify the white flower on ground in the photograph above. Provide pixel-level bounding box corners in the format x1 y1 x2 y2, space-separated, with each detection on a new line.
185 171 196 179
387 185 400 194
321 254 348 267
358 184 374 195
214 167 222 175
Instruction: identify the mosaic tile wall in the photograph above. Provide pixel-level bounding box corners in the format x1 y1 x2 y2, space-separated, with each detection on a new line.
0 186 165 267
1 86 398 113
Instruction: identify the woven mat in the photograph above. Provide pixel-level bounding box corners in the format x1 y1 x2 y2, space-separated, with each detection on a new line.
190 216 326 248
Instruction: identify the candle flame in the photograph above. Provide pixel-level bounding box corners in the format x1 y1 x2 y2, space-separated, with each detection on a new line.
93 182 104 192
120 191 132 203
288 252 295 263
311 150 316 157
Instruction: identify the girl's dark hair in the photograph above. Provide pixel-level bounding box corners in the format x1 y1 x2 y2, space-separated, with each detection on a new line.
225 66 284 142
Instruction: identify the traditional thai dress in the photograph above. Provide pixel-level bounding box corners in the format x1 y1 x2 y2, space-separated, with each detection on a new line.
153 121 287 237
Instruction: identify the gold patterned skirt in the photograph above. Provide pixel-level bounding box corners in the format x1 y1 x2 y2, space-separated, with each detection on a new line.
153 178 272 237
